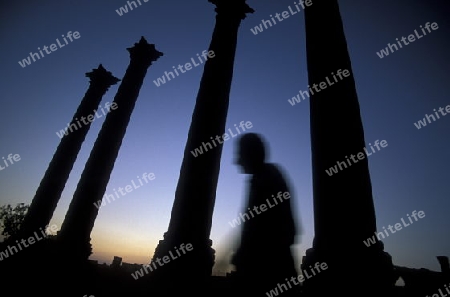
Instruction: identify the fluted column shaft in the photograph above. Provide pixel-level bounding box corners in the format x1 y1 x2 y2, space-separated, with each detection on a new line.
59 38 162 257
303 1 393 295
153 0 253 278
306 0 377 250
21 65 119 236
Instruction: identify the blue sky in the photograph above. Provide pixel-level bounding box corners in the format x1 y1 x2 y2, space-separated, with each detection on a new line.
1 0 449 275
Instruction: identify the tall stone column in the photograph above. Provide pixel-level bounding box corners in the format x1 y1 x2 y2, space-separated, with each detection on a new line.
58 37 163 260
301 1 394 296
153 0 253 280
21 65 119 237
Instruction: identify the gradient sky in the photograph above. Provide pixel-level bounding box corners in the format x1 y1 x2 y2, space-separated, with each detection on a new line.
1 0 449 276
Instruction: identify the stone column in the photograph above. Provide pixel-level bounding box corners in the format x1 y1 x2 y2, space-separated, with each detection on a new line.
21 65 119 237
301 1 394 296
58 37 163 260
437 256 450 275
153 0 253 280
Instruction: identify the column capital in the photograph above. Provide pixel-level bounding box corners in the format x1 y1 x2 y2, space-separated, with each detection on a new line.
85 64 120 88
127 36 163 66
208 0 254 20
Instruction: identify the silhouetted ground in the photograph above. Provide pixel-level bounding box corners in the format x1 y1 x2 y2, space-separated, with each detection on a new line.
1 237 449 297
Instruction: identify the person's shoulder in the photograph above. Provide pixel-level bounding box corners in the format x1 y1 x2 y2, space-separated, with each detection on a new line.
253 163 287 182
264 163 293 191
256 163 285 183
264 163 284 176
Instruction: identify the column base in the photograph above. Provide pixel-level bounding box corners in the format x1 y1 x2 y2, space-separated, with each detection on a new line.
56 232 93 263
300 240 398 297
150 232 215 293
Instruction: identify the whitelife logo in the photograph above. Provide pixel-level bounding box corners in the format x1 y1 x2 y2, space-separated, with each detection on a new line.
250 0 313 35
228 191 291 228
93 172 155 209
363 210 425 247
152 50 215 87
115 0 149 16
376 22 439 59
426 283 450 297
288 69 350 106
190 121 253 157
0 224 58 261
56 102 118 139
130 243 193 280
18 31 81 68
266 262 328 297
414 104 450 130
325 139 388 176
0 153 21 172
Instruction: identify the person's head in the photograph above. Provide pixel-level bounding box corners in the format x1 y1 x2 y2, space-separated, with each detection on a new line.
235 133 267 174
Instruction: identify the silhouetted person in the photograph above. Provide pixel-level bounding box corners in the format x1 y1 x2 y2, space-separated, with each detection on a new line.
231 133 300 296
